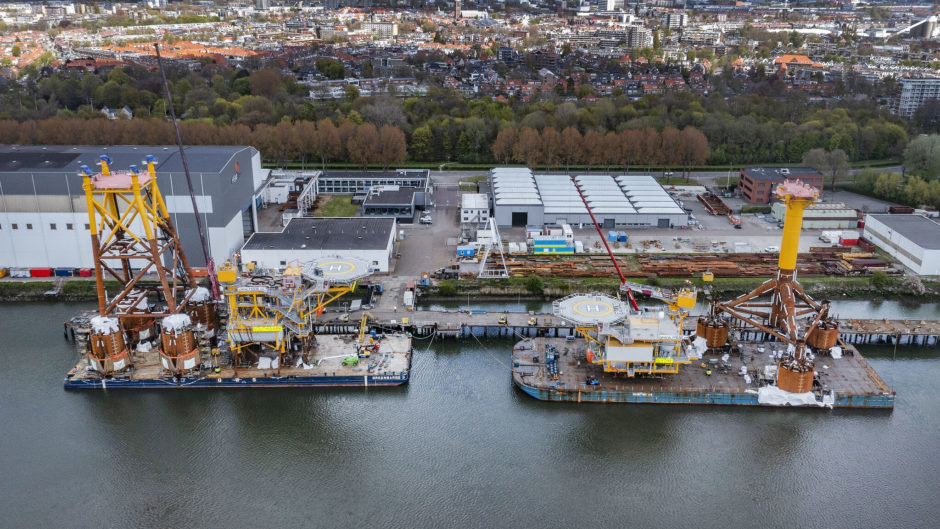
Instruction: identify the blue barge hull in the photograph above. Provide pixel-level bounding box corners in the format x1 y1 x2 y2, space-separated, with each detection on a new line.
65 372 408 389
513 377 894 408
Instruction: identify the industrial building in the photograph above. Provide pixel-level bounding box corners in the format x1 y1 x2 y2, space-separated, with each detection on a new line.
739 167 825 204
771 201 860 229
0 145 263 269
316 169 431 208
239 217 397 273
358 186 420 223
863 214 940 275
489 168 687 228
460 193 490 225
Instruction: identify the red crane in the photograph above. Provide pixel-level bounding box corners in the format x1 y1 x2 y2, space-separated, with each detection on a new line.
570 176 639 312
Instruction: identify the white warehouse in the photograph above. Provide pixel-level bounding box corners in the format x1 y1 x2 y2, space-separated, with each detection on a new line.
0 145 264 269
489 168 688 228
239 217 396 273
863 214 940 275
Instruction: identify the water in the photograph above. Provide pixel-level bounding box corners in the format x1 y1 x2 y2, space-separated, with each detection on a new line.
1 302 939 529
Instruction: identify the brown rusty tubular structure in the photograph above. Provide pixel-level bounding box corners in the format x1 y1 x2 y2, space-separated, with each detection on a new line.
711 180 840 393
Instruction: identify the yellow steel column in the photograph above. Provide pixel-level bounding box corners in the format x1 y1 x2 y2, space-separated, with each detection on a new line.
775 181 818 271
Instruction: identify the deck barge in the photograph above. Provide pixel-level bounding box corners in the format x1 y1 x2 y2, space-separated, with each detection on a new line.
65 334 411 389
511 337 894 408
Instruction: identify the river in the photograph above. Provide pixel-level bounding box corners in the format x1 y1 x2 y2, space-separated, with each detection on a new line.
0 302 937 528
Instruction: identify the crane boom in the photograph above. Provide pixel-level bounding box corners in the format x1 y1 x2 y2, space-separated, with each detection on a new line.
570 176 639 311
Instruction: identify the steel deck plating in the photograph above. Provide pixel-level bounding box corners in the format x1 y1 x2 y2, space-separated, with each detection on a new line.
511 338 894 408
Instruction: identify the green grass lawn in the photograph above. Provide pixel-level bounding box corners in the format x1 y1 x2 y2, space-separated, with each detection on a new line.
314 195 358 217
657 175 699 186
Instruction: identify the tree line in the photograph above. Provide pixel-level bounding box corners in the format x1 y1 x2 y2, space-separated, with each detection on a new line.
0 117 408 170
0 62 917 168
490 125 710 174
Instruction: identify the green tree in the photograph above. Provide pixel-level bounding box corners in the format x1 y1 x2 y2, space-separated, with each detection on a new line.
11 45 21 57
315 58 345 80
903 134 940 178
524 275 544 296
410 125 433 161
870 270 890 288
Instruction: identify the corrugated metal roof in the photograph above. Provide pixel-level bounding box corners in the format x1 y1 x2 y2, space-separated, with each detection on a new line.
496 197 543 205
636 207 684 214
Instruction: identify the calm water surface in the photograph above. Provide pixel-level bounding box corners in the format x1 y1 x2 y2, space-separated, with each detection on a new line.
0 302 938 529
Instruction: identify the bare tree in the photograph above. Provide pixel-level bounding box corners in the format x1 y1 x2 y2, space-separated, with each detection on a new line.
378 125 407 170
681 126 710 176
349 123 379 170
513 127 543 169
314 119 342 169
559 126 583 172
803 147 848 196
492 127 517 163
541 127 562 170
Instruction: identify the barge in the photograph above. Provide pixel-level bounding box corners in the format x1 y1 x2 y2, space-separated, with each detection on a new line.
66 334 410 389
63 154 411 390
511 337 894 408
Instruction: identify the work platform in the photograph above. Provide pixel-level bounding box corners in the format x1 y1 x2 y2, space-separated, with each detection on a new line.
65 334 411 389
511 338 894 408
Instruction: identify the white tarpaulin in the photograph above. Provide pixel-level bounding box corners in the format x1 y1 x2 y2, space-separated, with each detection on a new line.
258 357 273 369
753 385 827 408
830 346 843 359
692 336 707 357
162 313 192 332
188 287 211 303
90 316 120 334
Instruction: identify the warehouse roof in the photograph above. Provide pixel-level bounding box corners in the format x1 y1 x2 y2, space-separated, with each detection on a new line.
242 217 395 251
461 193 489 210
868 214 940 250
0 145 255 174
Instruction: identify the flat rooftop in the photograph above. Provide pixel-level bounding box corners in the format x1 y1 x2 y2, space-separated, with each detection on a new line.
868 214 940 250
362 187 418 206
242 217 395 251
0 145 254 174
461 193 489 209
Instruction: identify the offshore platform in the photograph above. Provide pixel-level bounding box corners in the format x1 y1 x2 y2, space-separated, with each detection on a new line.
699 180 837 393
511 178 894 408
64 155 410 389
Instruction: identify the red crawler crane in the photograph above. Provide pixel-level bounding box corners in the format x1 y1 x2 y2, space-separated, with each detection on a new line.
570 176 639 312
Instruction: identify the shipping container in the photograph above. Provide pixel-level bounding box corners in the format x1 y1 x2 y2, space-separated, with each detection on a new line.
11 268 30 278
30 268 54 277
54 268 74 277
0 268 7 278
78 268 93 277
888 205 915 214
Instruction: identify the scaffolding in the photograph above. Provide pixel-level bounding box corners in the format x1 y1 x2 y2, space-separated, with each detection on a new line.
478 218 509 279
